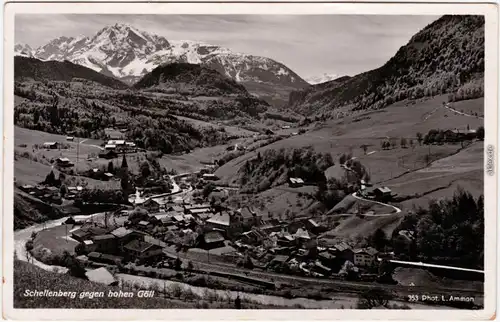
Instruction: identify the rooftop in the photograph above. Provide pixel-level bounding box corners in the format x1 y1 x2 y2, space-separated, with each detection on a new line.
271 255 289 263
308 219 319 227
110 227 133 238
375 187 392 193
85 267 116 285
333 242 351 252
294 228 311 240
353 247 379 256
206 212 231 226
204 231 225 244
92 234 116 241
124 239 159 253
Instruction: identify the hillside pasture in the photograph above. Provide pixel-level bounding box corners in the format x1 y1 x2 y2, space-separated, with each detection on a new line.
14 156 120 190
326 96 483 139
173 114 258 138
385 142 483 208
320 213 403 242
215 95 483 190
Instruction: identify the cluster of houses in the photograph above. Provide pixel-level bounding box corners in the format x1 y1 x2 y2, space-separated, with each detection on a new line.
358 180 393 202
19 184 84 202
73 225 165 266
71 191 389 279
85 168 115 181
104 140 137 153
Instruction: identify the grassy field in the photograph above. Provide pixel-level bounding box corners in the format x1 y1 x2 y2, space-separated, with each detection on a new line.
14 156 120 189
386 141 483 208
227 184 320 219
216 96 483 187
13 260 259 309
32 224 78 257
173 114 259 137
321 213 403 243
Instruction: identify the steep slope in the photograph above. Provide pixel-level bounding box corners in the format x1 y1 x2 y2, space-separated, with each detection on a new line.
19 24 308 106
287 15 484 116
14 56 128 89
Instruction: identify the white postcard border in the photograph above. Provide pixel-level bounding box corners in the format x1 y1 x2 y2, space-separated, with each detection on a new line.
2 1 498 320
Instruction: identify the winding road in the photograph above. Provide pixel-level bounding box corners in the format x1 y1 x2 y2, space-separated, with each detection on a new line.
444 103 483 119
351 192 402 215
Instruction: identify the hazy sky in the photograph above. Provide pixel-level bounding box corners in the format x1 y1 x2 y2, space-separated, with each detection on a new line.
15 14 439 79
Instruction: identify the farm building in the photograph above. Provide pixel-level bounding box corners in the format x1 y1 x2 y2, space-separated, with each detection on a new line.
66 136 75 141
20 184 35 192
107 140 126 146
55 157 74 168
99 150 118 159
103 173 114 180
288 177 304 187
105 144 116 150
43 142 58 149
373 187 392 201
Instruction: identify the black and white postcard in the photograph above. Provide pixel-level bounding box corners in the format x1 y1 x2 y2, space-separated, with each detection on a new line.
2 1 498 320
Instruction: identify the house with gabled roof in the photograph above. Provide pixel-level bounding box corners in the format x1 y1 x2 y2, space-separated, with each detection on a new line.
123 240 163 260
198 231 225 249
353 247 379 267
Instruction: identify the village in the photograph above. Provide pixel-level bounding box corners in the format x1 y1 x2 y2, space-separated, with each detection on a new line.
20 146 402 289
16 116 488 295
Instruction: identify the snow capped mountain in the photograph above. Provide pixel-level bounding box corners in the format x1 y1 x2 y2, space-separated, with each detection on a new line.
305 73 340 85
17 23 308 91
14 43 34 57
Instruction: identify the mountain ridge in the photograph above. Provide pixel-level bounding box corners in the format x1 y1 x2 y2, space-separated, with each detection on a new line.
286 15 484 116
15 23 308 106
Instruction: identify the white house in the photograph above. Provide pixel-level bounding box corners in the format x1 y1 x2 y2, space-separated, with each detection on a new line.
353 247 379 267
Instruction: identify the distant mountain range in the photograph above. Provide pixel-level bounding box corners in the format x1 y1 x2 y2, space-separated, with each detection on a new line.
305 73 341 85
15 23 308 106
286 15 485 116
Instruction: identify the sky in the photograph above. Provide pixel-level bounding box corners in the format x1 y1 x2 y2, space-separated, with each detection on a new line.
15 14 439 79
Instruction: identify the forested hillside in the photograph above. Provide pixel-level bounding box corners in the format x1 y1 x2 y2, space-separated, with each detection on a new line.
287 15 484 116
134 63 248 96
15 57 128 90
